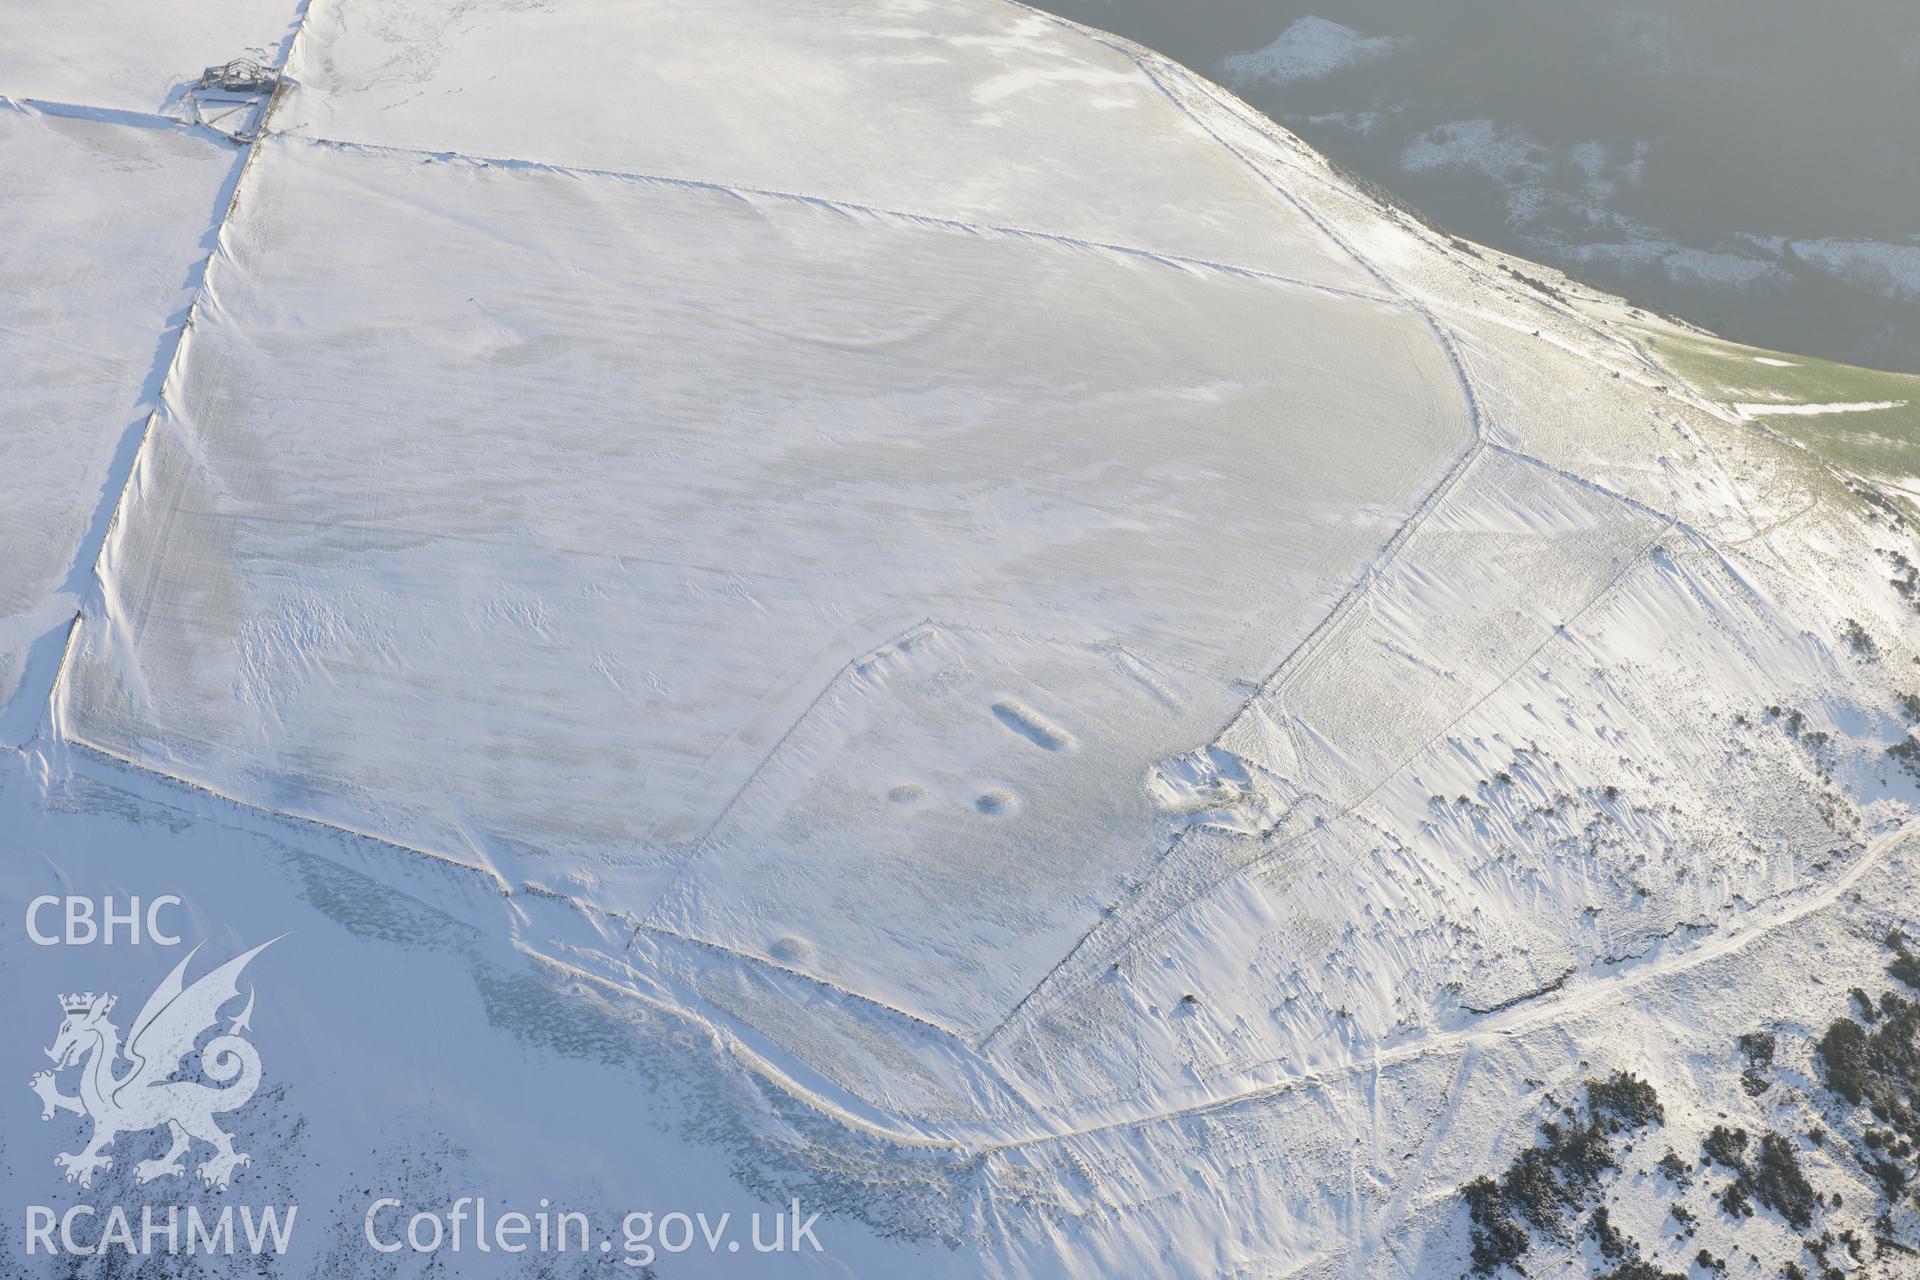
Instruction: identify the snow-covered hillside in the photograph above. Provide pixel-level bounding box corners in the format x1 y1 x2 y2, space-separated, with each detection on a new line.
3 2 1917 1276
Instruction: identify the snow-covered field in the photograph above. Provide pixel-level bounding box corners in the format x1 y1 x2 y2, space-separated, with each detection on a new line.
0 107 239 735
274 0 1373 292
0 0 298 114
4 1 1918 1276
60 128 1467 1043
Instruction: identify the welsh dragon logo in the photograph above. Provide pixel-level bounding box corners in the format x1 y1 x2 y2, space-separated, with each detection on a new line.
28 939 280 1191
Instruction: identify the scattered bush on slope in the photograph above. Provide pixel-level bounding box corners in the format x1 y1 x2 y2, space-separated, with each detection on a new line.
1460 1073 1664 1275
1807 931 1920 1261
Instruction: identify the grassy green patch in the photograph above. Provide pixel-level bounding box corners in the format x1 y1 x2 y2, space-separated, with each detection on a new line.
1629 324 1920 486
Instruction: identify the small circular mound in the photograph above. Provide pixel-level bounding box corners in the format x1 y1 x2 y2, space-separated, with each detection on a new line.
769 934 813 962
975 788 1019 816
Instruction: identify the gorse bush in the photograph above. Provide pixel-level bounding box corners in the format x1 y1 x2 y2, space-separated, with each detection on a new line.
1460 1075 1665 1275
1589 1071 1665 1131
